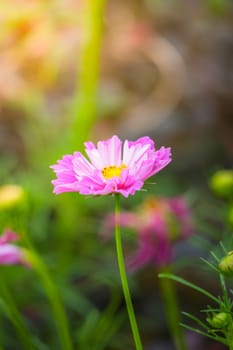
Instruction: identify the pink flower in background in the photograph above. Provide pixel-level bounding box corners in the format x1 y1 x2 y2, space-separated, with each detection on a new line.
51 135 171 197
0 229 29 266
102 196 194 270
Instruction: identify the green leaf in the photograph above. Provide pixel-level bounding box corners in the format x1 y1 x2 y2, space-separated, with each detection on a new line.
180 323 227 345
158 273 220 304
182 311 210 331
76 309 100 347
211 251 220 263
94 312 126 350
220 241 227 255
200 308 222 313
200 258 219 273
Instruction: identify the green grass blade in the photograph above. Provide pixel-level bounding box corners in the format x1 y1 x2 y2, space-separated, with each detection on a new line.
0 282 36 350
180 323 227 345
158 273 220 304
200 258 219 273
182 311 210 331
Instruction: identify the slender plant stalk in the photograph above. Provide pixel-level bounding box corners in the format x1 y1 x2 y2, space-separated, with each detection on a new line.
226 315 233 350
93 290 120 347
220 274 233 350
159 266 187 350
70 0 106 151
227 332 233 350
0 314 3 350
11 217 73 349
0 280 36 350
114 194 143 350
27 250 73 350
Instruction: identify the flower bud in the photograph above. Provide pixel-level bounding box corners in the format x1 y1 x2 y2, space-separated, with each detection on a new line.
207 312 229 328
219 251 233 277
209 170 233 198
0 185 25 210
0 229 31 268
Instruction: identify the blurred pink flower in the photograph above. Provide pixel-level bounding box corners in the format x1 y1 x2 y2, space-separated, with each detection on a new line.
51 135 171 198
0 229 29 266
102 196 194 270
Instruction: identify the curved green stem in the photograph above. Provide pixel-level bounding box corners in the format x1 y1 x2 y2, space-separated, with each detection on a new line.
0 280 36 350
27 250 73 350
114 194 143 350
220 274 233 350
227 330 233 350
225 316 233 350
159 266 187 350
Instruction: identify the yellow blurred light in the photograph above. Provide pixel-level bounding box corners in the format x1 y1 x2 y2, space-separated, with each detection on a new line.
0 185 25 209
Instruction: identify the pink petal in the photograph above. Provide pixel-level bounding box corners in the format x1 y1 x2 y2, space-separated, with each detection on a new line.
72 152 95 177
51 154 80 194
122 139 152 168
50 135 172 197
84 142 105 169
0 244 24 265
151 147 172 174
0 229 19 245
97 135 122 167
85 135 122 168
127 245 153 271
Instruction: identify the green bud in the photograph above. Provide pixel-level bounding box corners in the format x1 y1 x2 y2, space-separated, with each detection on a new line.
207 312 229 328
219 251 233 277
209 170 233 198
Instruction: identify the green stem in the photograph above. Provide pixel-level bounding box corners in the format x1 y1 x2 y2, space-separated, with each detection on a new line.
9 218 73 349
227 334 233 350
226 321 233 348
159 266 187 350
0 314 3 350
0 280 36 350
70 0 106 151
220 273 230 308
226 321 233 350
27 250 73 350
93 289 122 350
219 274 233 350
114 194 143 350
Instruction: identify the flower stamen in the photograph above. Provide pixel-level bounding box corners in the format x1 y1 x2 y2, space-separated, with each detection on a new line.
102 164 127 180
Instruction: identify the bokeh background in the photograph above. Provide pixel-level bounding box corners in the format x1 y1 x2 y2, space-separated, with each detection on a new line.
0 0 233 349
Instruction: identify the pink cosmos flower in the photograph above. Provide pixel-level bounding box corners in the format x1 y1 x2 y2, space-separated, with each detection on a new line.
50 135 171 197
0 229 29 266
102 196 194 270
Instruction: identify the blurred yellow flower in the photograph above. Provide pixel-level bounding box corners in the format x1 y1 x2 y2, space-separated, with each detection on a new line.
0 184 25 209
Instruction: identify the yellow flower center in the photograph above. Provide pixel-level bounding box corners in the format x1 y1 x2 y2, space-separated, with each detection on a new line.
101 164 127 180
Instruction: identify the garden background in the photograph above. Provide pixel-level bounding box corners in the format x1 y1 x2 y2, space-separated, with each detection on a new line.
0 0 233 349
